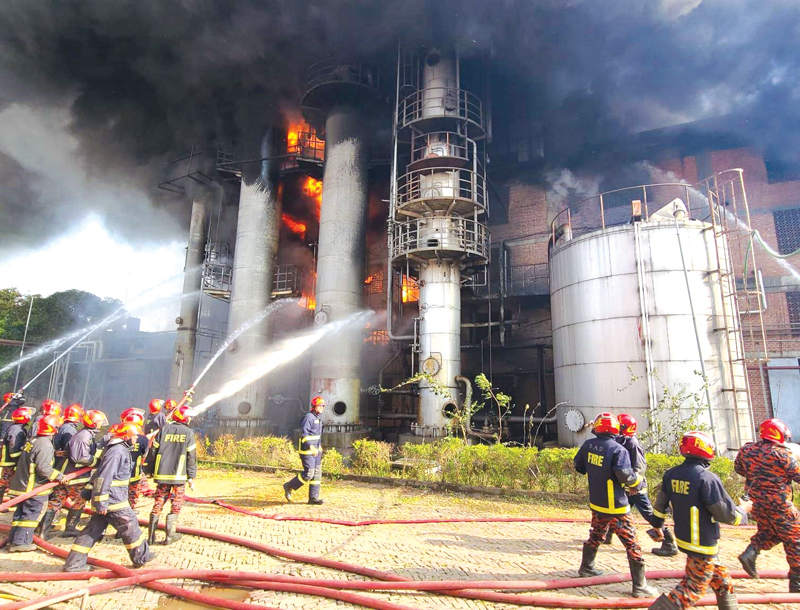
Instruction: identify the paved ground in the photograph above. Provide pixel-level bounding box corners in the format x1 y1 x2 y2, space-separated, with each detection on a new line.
0 466 795 609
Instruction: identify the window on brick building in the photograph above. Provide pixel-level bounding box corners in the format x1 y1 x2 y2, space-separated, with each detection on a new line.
765 156 800 184
786 292 800 337
773 209 800 255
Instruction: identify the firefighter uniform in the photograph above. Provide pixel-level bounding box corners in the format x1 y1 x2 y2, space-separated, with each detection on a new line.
650 457 747 610
56 427 102 537
0 422 27 500
47 420 81 512
63 440 152 571
734 439 800 590
145 410 166 436
0 396 25 436
128 432 149 509
284 411 323 503
7 436 63 549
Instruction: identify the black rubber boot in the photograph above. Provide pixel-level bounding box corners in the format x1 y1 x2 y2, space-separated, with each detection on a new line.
652 527 678 557
308 498 324 505
629 557 658 598
283 482 293 503
39 510 57 541
789 572 800 593
738 544 760 579
602 529 613 545
164 514 182 545
147 514 159 546
649 594 679 610
716 590 739 610
8 543 36 553
578 543 604 577
61 509 83 538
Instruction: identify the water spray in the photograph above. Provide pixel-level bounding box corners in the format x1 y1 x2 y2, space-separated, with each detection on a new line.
192 310 374 415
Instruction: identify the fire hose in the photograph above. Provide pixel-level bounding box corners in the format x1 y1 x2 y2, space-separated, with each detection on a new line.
0 467 91 513
1 479 798 609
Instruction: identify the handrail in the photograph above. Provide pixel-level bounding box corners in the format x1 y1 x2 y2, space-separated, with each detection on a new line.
397 87 485 131
396 166 487 212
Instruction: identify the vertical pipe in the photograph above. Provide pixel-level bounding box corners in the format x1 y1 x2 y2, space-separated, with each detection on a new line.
169 196 208 399
14 296 34 390
310 106 369 424
221 127 281 423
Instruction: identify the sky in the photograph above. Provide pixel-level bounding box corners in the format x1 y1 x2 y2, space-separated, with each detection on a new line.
0 104 186 331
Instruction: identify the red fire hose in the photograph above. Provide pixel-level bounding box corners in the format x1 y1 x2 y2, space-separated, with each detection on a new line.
0 467 91 513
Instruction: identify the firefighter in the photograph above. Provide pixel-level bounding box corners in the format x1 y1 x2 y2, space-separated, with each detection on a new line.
63 423 154 572
120 408 149 509
56 409 109 538
734 418 800 592
145 398 166 435
6 414 64 552
145 404 196 545
604 413 678 557
649 431 751 610
30 399 61 439
41 403 86 539
0 391 25 435
283 396 325 506
0 407 34 501
574 412 657 598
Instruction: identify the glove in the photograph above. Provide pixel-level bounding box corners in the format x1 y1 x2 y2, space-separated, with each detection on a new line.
310 446 319 456
55 473 64 483
188 479 195 491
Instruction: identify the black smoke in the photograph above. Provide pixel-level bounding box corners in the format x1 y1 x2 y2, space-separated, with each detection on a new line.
0 0 798 249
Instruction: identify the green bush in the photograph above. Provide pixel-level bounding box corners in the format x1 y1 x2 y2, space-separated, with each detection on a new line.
321 447 346 478
208 434 300 469
351 439 394 476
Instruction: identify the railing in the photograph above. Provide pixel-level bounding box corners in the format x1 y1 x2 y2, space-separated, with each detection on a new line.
396 166 486 214
272 264 303 297
287 131 325 162
397 87 485 132
550 182 710 246
389 217 490 262
306 58 380 93
410 131 469 165
508 264 550 296
203 242 233 295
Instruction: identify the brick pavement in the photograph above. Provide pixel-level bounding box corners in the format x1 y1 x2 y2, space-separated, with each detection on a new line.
0 466 795 609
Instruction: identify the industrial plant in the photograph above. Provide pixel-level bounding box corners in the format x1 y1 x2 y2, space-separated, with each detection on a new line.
37 46 800 455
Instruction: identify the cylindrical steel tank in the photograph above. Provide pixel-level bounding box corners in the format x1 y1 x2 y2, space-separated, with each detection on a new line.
551 218 752 454
310 105 369 424
169 194 208 398
418 259 461 432
221 127 281 423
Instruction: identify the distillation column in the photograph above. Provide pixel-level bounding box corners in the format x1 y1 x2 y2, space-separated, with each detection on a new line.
169 195 208 398
390 46 489 437
220 127 281 430
301 59 382 435
311 107 369 421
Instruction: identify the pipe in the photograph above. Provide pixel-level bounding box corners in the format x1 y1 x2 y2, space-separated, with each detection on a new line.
455 375 472 411
505 415 557 424
13 296 34 391
0 467 91 513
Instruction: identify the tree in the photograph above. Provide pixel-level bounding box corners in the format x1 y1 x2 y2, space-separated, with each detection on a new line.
0 288 125 387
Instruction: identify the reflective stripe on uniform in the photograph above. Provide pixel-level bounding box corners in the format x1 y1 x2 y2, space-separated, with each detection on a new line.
308 480 321 485
125 533 147 549
11 520 40 527
653 507 669 519
108 501 130 512
301 435 320 443
732 510 743 526
111 479 130 487
187 444 196 452
675 537 719 555
71 544 92 554
297 473 308 485
94 494 109 502
589 479 630 515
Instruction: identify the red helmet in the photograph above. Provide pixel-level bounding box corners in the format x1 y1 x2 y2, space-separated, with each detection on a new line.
759 418 791 444
3 392 13 403
618 413 637 437
112 423 139 442
164 399 178 411
63 404 85 424
311 396 326 409
107 423 120 436
149 398 165 414
41 400 62 417
82 410 108 430
680 430 716 460
592 412 620 436
12 407 34 425
120 408 145 426
37 414 62 437
171 404 192 423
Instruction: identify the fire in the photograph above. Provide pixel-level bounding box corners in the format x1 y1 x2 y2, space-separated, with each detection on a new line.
299 293 316 310
287 128 299 149
401 275 419 303
364 275 374 285
282 213 307 240
303 176 323 219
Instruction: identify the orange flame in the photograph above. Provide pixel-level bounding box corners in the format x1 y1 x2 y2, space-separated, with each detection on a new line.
401 275 419 303
303 176 323 219
299 293 316 310
364 275 374 285
282 213 307 240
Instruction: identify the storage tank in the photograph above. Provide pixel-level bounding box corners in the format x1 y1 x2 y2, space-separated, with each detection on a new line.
550 188 754 454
